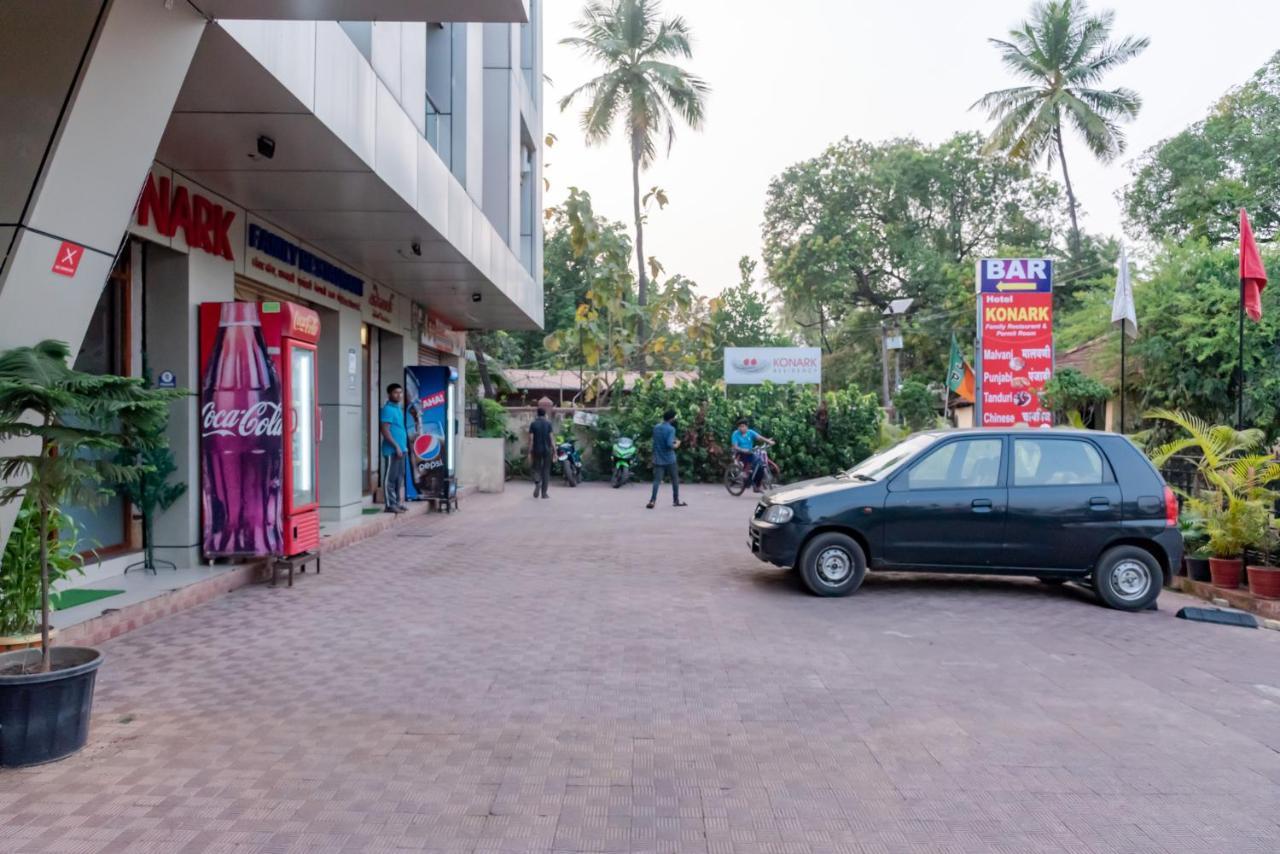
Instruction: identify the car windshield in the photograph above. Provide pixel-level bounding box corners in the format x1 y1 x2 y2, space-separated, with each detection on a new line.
842 433 940 481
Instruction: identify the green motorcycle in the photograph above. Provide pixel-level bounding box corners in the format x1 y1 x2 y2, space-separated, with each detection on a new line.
610 436 637 488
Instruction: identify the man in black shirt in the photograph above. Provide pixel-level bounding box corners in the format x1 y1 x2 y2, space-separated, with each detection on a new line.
528 408 554 499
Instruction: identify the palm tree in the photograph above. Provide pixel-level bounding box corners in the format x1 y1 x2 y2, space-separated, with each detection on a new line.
974 0 1148 251
559 0 709 306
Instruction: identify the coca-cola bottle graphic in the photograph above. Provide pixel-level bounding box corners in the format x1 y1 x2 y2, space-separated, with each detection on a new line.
201 303 284 555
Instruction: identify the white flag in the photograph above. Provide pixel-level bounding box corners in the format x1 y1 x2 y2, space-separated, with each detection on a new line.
1111 244 1138 339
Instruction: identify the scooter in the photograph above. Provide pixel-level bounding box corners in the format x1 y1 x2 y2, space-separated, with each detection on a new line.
556 438 582 487
610 436 637 488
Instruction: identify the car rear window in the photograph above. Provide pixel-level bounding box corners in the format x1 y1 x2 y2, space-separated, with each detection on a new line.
1013 438 1104 486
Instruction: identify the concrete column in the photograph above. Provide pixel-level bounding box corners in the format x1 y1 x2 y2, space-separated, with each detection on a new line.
317 308 364 522
0 0 206 550
143 245 236 567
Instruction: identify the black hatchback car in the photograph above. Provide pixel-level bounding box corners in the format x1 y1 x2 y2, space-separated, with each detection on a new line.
748 429 1181 611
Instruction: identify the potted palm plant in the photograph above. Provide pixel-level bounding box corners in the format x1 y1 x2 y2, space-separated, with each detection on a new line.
1246 520 1280 599
0 340 179 767
1188 490 1268 589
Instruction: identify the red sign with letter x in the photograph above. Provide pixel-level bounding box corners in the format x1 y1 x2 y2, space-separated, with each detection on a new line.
51 241 84 277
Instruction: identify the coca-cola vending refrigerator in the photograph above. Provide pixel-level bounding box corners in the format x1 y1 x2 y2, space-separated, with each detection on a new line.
199 300 321 558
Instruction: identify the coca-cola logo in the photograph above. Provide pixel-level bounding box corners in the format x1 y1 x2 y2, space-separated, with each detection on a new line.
201 401 283 438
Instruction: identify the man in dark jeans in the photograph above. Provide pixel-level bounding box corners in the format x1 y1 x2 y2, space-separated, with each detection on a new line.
528 407 554 499
647 409 687 509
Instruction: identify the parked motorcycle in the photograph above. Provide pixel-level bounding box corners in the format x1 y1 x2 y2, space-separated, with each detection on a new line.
556 438 583 487
610 436 637 488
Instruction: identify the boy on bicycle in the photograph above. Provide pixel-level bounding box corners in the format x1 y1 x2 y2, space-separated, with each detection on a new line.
731 419 773 492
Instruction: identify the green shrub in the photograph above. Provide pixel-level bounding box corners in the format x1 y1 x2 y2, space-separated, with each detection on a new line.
477 398 510 440
893 380 938 431
595 376 882 483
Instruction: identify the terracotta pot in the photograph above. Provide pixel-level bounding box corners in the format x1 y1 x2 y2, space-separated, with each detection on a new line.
1185 556 1212 583
1247 565 1280 599
0 629 56 653
1208 557 1242 589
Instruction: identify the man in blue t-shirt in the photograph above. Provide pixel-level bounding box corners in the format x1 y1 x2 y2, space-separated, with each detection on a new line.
731 419 773 492
380 384 409 513
647 409 687 509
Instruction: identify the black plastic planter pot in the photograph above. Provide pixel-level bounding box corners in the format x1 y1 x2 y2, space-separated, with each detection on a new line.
1186 556 1212 583
0 647 103 768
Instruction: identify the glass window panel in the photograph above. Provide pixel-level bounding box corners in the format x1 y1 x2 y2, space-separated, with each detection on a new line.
290 347 316 507
1014 439 1103 486
908 439 1002 490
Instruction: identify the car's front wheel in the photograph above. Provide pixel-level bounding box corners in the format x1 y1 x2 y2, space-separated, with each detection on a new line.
798 533 867 597
1093 546 1162 611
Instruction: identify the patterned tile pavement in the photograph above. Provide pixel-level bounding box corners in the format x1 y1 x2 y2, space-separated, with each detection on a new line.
3 482 1280 853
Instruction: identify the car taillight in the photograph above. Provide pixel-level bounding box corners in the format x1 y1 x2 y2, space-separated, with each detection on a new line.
1164 486 1178 527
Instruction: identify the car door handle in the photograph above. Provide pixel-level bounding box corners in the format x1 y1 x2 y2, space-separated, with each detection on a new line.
972 498 993 512
1089 497 1111 510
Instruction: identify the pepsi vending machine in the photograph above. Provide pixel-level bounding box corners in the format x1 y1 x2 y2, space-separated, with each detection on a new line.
404 365 457 502
199 300 321 558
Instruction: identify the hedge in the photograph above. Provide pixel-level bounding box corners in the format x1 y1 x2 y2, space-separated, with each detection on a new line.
591 376 882 484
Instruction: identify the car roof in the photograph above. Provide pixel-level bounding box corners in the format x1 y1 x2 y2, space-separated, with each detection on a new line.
915 428 1125 440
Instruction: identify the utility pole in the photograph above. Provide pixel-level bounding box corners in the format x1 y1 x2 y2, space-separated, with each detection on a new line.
880 320 892 411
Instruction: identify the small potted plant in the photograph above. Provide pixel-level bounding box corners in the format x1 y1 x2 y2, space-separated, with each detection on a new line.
1247 519 1280 599
1190 490 1268 589
1179 512 1212 582
0 340 178 767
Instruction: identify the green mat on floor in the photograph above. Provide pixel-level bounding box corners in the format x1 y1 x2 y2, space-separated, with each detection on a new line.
50 588 124 611
362 507 383 515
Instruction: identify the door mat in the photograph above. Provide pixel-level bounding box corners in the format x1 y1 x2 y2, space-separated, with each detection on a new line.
51 588 125 611
362 508 384 515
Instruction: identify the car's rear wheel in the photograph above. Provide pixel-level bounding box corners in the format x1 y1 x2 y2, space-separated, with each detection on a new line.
1093 546 1162 611
798 533 867 597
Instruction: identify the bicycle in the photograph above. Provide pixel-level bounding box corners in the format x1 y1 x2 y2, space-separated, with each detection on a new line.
724 442 780 496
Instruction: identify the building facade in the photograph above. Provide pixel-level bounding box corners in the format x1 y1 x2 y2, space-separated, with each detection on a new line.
0 0 544 563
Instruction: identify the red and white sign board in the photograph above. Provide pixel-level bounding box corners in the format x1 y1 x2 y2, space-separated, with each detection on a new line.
130 164 245 269
976 258 1054 428
51 241 84 277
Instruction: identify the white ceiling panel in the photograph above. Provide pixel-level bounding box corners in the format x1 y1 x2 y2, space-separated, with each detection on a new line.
158 114 366 173
183 170 411 213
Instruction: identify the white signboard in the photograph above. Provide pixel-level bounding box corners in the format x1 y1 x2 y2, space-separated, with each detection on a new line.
724 347 822 386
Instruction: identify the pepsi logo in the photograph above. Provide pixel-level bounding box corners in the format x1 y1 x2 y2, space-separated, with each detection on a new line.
414 433 441 461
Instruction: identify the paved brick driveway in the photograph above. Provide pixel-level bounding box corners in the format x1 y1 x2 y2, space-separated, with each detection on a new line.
4 483 1280 853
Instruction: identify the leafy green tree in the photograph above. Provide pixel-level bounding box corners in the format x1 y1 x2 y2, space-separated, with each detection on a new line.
1126 51 1280 245
1132 241 1280 435
559 0 709 306
975 0 1148 250
543 189 716 397
893 380 939 431
762 132 1059 385
702 257 790 380
1040 367 1110 426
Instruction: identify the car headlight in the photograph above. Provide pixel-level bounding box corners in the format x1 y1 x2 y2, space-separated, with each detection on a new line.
761 504 794 524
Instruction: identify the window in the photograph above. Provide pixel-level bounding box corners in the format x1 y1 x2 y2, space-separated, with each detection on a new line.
1014 438 1104 486
906 439 1002 490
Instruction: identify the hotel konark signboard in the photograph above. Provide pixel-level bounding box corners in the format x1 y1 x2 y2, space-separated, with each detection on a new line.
975 258 1054 428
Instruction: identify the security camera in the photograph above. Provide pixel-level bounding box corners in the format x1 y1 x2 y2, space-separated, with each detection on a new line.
256 135 275 160
410 240 422 257
471 293 482 303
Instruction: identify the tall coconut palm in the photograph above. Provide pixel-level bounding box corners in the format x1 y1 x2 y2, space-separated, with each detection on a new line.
559 0 709 306
974 0 1148 251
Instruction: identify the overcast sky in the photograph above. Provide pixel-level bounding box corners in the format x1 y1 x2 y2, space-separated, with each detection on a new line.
541 0 1280 295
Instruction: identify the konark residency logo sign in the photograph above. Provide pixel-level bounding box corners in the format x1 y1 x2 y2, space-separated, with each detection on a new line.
723 347 822 385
